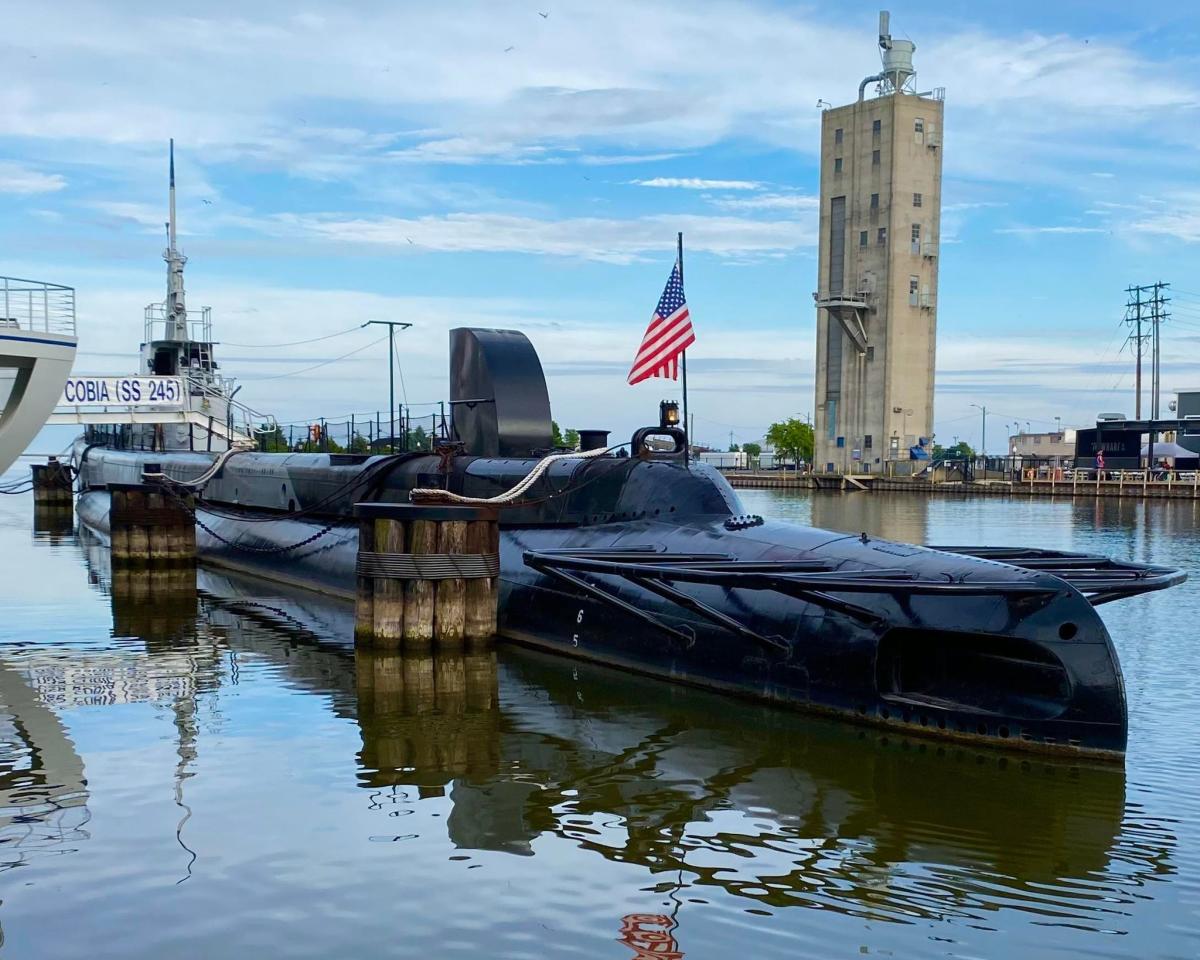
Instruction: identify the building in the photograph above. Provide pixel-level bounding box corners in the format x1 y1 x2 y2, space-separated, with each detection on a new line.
1007 429 1076 462
813 12 943 473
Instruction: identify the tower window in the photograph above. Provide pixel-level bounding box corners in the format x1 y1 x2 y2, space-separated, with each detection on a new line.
872 149 881 166
859 230 868 246
911 223 921 254
909 276 919 306
864 435 873 449
834 127 843 145
872 119 881 136
913 192 922 207
877 227 887 245
870 193 879 209
834 157 843 174
914 117 925 145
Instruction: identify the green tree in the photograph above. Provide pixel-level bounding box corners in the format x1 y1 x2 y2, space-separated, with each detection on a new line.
552 421 580 450
932 440 975 460
765 419 814 467
257 424 288 452
727 443 741 453
406 425 428 451
742 442 762 458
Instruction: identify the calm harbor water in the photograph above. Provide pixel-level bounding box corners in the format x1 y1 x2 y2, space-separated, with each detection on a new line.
2 482 1199 958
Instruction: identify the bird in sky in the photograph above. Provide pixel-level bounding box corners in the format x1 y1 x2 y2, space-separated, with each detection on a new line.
406 237 414 244
538 10 550 17
504 45 515 52
201 199 213 205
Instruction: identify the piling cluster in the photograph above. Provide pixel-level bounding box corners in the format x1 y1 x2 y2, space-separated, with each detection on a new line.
354 503 500 650
109 480 197 565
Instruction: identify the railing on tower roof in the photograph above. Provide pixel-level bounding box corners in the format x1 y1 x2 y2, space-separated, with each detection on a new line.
1 276 76 337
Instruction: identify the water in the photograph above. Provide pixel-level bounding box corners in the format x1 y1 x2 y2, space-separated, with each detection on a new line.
2 486 1199 959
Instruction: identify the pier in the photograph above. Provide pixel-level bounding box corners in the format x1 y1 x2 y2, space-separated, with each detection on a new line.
723 469 1200 499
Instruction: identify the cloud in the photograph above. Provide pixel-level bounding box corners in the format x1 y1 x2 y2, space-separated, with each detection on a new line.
580 152 685 165
0 161 65 194
631 177 763 190
266 210 814 263
709 192 818 212
0 1 1196 202
995 225 1107 235
387 138 566 166
1127 194 1200 243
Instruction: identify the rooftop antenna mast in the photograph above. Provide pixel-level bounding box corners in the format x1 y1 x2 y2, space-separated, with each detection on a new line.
164 138 188 340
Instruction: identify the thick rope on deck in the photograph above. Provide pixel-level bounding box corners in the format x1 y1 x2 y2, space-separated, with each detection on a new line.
410 445 617 505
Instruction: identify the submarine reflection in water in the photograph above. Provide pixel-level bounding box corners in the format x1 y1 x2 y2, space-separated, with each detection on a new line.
357 646 1176 925
82 550 1176 932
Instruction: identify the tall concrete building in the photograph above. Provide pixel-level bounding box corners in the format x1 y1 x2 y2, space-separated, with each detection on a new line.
813 12 943 472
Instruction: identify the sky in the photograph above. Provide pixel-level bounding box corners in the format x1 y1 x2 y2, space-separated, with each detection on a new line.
3 0 1200 452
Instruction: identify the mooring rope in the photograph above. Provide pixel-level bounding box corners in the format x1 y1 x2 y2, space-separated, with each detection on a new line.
410 445 619 505
141 447 246 489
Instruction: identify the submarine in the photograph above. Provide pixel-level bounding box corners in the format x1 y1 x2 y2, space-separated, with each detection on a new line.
73 326 1187 760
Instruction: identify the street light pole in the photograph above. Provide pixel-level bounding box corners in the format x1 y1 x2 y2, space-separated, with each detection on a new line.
362 320 412 453
971 403 987 459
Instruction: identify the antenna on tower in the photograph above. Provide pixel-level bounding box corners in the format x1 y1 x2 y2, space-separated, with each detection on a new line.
168 138 178 251
163 139 188 335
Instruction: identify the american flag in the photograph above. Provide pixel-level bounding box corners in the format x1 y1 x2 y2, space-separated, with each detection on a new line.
627 260 694 384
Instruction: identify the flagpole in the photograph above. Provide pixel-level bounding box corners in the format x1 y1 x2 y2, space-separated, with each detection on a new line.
677 231 689 466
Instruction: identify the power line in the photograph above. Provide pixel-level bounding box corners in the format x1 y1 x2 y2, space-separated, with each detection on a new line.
218 325 364 348
242 335 387 381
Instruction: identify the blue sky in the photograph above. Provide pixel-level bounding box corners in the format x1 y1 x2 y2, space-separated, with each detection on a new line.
3 0 1200 451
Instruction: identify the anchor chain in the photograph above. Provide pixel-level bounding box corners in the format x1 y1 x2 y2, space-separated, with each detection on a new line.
160 482 338 555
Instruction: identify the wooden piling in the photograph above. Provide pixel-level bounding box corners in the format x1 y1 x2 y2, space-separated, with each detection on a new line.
30 457 73 506
434 520 467 649
108 482 196 567
354 518 376 643
353 503 500 650
372 518 406 648
464 518 499 645
404 518 437 649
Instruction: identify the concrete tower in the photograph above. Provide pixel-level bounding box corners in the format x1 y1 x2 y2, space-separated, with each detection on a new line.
813 11 943 473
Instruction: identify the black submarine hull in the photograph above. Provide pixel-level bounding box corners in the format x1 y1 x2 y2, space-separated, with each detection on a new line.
76 448 1140 759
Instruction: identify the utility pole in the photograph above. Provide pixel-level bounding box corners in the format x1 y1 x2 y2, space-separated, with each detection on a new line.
1150 281 1170 420
362 320 412 453
971 403 987 459
1125 285 1150 419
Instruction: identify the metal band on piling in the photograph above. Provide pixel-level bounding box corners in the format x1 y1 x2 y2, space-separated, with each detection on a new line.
354 502 500 651
355 553 500 579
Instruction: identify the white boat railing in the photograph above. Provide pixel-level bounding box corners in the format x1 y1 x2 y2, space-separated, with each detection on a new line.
184 375 278 441
1 276 76 337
